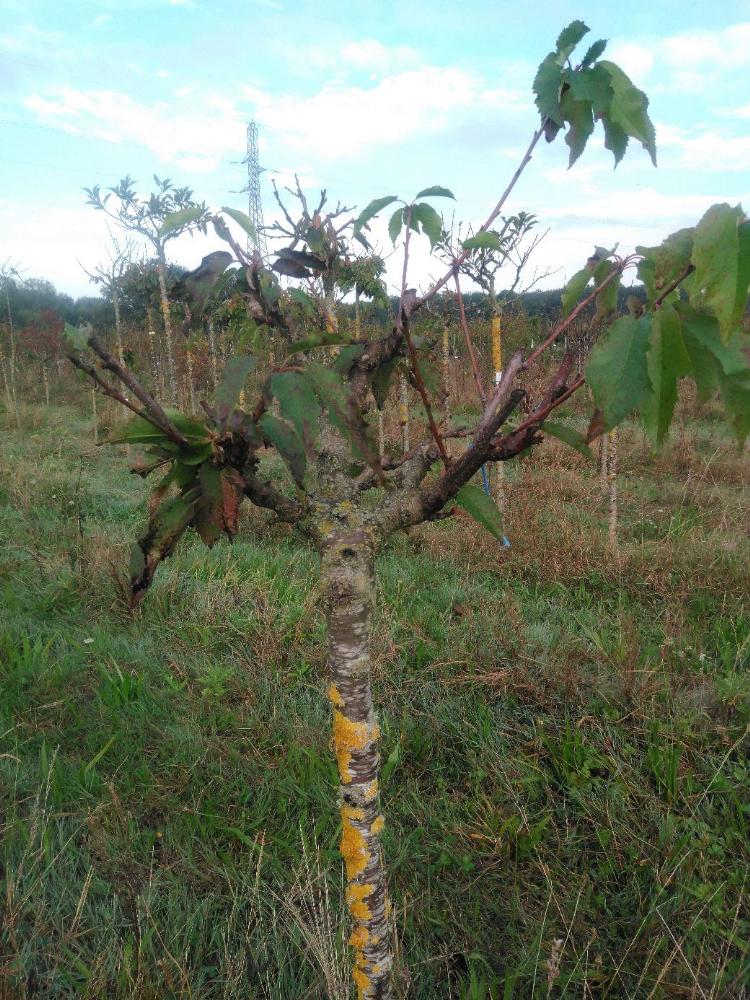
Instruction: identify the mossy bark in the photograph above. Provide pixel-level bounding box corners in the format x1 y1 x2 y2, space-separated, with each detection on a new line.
321 529 392 999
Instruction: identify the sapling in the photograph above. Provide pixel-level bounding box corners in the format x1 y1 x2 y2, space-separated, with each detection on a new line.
70 21 750 999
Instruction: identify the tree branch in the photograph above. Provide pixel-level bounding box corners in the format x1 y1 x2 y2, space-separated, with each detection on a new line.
654 263 695 309
86 337 189 446
525 262 627 368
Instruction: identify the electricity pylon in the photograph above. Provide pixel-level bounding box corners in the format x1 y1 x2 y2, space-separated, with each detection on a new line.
242 120 268 259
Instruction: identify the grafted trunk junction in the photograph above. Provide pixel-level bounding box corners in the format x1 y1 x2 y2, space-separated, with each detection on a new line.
321 529 392 1000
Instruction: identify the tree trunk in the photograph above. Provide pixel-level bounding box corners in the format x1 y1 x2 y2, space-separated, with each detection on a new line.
185 348 196 414
147 330 163 398
207 318 219 390
608 427 619 550
91 387 98 444
398 375 409 454
4 286 20 428
113 290 125 367
156 251 178 403
321 531 393 1000
42 365 50 407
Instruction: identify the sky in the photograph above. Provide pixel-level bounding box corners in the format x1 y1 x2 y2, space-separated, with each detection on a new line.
1 0 749 300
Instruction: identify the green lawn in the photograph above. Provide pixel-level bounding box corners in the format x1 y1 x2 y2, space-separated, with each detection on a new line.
1 402 749 998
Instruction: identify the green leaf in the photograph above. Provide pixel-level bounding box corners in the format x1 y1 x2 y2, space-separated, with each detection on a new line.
215 355 256 412
193 462 223 546
641 305 690 445
598 60 656 166
388 207 404 244
736 221 750 323
221 207 257 242
353 195 399 234
371 357 397 409
674 302 748 376
333 344 366 376
107 415 167 446
131 488 200 601
455 483 504 540
306 362 379 470
286 331 354 354
561 267 591 317
412 202 444 248
259 413 307 484
287 287 317 317
585 314 653 431
414 185 455 200
637 228 694 302
159 206 204 239
270 370 321 447
257 270 281 308
594 263 621 321
541 421 593 458
568 64 612 115
555 20 589 64
533 53 564 126
462 231 504 251
167 411 213 442
602 116 629 166
177 442 214 465
580 39 607 68
716 371 750 447
680 322 719 403
561 89 594 166
689 203 746 340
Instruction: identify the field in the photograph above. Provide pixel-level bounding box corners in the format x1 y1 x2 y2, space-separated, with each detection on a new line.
1 392 749 999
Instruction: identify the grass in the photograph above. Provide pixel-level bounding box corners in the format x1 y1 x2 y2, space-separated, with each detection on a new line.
1 397 749 998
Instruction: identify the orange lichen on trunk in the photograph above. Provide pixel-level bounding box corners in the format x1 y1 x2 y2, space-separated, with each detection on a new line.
332 710 377 784
349 925 370 949
346 882 374 921
327 683 345 708
340 813 369 879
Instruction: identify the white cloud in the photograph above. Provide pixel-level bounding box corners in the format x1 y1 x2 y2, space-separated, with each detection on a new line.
244 67 526 160
24 65 527 171
610 21 750 92
662 22 750 70
607 43 655 81
657 123 750 173
339 39 420 74
718 102 750 120
24 88 245 173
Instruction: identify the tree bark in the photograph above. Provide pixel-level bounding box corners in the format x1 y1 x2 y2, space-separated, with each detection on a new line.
156 250 178 403
321 530 393 1000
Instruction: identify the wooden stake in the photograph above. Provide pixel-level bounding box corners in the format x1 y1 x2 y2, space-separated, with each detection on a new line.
491 316 505 509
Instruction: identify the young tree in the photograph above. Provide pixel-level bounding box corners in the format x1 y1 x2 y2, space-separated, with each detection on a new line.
70 22 750 999
81 237 134 368
0 259 23 426
84 176 209 403
19 308 64 405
